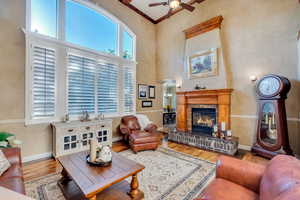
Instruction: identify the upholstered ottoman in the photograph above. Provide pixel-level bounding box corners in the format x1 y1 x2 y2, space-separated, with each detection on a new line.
129 131 160 153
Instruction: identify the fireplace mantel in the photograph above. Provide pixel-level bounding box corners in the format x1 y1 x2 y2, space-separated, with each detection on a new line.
176 89 233 132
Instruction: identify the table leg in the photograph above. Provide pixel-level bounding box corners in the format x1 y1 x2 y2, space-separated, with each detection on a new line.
61 168 71 184
128 173 139 198
89 196 97 200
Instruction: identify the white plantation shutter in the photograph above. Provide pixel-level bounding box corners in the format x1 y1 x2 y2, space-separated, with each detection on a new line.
123 66 135 113
97 63 119 114
68 54 96 115
31 46 56 119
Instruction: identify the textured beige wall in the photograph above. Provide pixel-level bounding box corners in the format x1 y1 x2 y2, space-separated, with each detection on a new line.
0 0 162 158
182 29 228 90
156 0 300 153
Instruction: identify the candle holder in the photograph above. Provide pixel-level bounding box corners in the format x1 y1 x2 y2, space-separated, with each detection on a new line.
88 139 112 167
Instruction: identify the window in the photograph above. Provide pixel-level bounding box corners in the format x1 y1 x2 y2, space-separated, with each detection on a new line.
26 0 136 124
97 63 119 114
67 55 96 115
65 0 118 54
123 66 135 113
31 46 56 118
123 31 134 60
67 56 120 116
30 0 58 38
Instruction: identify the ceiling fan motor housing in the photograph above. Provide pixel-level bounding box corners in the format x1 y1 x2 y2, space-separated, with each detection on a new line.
169 0 181 9
149 0 196 16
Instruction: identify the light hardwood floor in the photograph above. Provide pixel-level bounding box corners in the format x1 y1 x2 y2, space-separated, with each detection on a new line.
23 141 268 182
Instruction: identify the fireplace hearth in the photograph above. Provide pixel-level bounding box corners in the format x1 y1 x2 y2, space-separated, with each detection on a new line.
192 108 217 135
174 89 236 155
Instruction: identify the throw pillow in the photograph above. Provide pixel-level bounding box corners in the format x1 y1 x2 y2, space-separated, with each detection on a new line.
0 149 11 176
135 114 152 130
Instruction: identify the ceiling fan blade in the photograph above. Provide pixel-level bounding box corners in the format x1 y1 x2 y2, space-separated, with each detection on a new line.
195 0 205 3
166 8 173 18
180 3 195 12
149 2 168 7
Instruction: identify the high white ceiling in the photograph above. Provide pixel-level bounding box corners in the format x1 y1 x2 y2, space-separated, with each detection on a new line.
131 0 190 20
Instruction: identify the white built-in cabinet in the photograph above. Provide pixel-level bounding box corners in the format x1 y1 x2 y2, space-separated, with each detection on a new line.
52 119 112 157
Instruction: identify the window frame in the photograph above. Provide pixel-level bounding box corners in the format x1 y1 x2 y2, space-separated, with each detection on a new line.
26 0 136 60
25 36 61 124
25 0 137 125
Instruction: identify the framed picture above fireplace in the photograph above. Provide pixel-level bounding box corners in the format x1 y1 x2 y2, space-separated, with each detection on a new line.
188 48 218 79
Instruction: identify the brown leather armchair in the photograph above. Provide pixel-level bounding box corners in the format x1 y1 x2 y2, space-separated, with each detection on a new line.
196 155 300 200
0 148 25 194
120 115 161 153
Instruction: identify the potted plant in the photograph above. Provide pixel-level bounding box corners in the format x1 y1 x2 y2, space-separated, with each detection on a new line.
0 132 22 148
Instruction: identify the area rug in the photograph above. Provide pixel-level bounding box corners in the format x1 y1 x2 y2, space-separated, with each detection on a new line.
25 147 215 200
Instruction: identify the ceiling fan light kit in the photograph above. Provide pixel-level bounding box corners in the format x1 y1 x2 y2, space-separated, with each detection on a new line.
148 0 202 16
170 0 180 9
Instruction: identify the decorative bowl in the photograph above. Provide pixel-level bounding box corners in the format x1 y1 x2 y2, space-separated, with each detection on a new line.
86 155 112 167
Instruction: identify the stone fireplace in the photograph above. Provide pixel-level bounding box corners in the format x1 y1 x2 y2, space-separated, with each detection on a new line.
169 89 239 156
176 89 233 133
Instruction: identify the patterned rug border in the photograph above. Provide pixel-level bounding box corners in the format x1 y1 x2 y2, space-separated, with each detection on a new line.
183 167 215 200
121 147 216 200
25 173 61 185
158 147 216 165
157 147 216 200
38 182 51 200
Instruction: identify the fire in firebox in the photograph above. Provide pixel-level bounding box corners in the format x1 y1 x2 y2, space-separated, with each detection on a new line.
192 108 217 135
196 116 214 127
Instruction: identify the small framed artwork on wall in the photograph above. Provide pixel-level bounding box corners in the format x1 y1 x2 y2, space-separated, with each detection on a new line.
138 84 148 99
148 85 155 99
142 101 152 108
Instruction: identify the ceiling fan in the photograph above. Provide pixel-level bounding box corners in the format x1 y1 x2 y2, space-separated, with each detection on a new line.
149 0 204 17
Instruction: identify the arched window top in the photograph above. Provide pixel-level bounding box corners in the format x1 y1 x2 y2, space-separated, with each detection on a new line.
27 0 136 61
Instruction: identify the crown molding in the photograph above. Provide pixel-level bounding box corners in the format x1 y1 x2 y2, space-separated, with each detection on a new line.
119 0 156 24
119 0 206 24
183 15 223 39
155 0 206 24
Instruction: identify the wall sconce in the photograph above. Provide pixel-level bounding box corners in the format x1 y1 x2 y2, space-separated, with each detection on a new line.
250 75 257 82
176 78 182 89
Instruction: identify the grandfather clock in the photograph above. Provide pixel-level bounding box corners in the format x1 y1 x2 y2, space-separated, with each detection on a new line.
251 74 294 159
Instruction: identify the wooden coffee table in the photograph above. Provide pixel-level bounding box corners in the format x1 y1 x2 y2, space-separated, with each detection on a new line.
57 151 145 200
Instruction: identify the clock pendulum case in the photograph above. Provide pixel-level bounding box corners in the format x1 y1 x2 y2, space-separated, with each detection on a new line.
251 74 294 159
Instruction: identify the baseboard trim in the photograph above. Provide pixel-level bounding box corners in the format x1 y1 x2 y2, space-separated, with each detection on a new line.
238 144 251 151
112 136 123 142
22 152 53 163
22 137 124 163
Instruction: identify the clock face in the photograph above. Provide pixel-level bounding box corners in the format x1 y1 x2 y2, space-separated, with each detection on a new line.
258 77 281 96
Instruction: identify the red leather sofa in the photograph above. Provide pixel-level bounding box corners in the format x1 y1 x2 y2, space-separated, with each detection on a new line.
197 155 300 200
0 148 25 194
